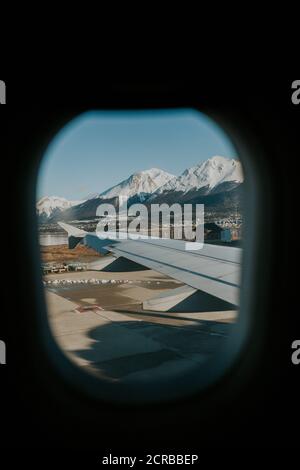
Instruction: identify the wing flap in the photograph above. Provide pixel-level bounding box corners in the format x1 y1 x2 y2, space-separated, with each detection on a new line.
109 241 240 306
58 222 241 306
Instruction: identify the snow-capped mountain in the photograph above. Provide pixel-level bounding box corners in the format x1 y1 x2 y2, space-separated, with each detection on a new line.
37 196 84 221
152 156 243 196
38 157 244 223
42 169 175 222
100 168 175 202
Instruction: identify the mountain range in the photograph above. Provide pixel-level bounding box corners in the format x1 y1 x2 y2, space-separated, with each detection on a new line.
36 196 84 223
37 156 244 222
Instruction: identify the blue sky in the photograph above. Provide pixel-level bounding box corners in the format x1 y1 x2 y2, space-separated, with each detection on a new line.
37 109 238 200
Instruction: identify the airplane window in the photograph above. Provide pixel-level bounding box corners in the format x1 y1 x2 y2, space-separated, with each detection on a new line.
37 109 245 403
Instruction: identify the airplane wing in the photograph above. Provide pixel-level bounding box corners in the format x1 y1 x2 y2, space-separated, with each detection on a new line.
58 222 241 307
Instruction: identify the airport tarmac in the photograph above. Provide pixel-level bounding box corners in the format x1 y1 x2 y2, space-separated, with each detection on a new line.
45 268 238 383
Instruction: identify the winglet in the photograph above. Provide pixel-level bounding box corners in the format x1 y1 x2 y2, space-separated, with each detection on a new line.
58 222 87 249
